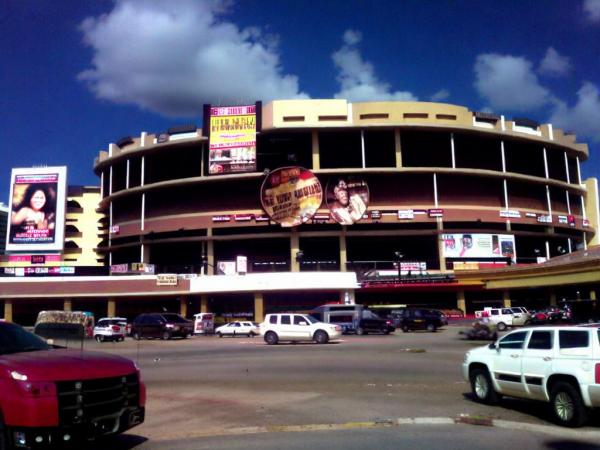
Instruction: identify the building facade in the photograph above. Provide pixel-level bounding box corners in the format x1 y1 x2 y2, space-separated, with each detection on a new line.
1 100 599 324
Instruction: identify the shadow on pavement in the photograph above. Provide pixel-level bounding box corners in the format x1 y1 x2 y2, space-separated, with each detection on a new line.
85 433 148 449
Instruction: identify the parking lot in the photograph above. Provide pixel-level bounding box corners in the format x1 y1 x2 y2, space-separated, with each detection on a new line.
73 325 599 448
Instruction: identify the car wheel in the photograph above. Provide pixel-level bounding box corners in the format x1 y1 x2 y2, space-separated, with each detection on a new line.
218 332 223 338
95 335 104 343
382 328 390 335
162 331 171 341
264 331 278 345
356 327 365 335
470 367 500 404
118 336 124 342
426 323 437 332
497 322 507 331
133 331 141 341
314 330 329 344
182 332 188 339
402 325 410 333
550 382 588 427
524 319 531 326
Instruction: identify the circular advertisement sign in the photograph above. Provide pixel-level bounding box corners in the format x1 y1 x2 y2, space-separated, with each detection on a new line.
326 177 369 225
260 167 323 227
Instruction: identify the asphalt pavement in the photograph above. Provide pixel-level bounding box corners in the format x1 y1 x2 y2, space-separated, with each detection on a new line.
75 327 600 448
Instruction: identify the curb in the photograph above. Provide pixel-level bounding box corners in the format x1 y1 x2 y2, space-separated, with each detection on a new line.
150 415 600 442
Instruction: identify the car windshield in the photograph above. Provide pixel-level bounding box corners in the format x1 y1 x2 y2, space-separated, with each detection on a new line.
0 323 51 355
303 315 318 324
362 310 380 319
161 314 188 323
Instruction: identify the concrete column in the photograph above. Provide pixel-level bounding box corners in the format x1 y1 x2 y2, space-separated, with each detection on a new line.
457 291 466 315
4 299 13 322
179 296 188 318
254 292 264 323
437 221 447 272
394 129 402 168
290 229 300 272
311 130 320 170
141 244 151 263
201 295 209 313
591 290 597 301
549 290 557 306
63 298 72 312
206 230 215 276
502 291 512 308
107 298 116 318
339 233 347 272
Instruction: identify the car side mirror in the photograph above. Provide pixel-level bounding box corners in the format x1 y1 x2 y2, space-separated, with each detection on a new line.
488 342 497 350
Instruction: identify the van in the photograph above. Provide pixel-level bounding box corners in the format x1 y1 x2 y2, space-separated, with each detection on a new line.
34 310 95 339
311 304 394 335
194 313 215 335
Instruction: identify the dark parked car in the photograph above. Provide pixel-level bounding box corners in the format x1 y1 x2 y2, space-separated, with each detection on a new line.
355 309 395 335
396 308 446 332
131 313 193 340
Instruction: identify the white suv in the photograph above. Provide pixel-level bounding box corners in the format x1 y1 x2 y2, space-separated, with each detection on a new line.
260 313 342 345
463 325 600 427
93 317 127 342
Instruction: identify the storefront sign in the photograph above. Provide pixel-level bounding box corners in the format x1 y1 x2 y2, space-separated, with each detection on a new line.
370 210 381 220
558 215 568 224
212 215 231 222
157 274 178 286
109 225 120 234
398 209 414 220
325 177 369 225
525 212 537 218
537 215 552 223
428 209 444 218
260 167 322 227
500 210 521 218
583 219 590 227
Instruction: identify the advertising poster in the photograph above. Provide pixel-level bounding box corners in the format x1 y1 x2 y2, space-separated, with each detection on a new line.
208 104 257 175
442 233 516 262
6 167 67 252
325 177 369 225
260 167 323 227
217 261 237 275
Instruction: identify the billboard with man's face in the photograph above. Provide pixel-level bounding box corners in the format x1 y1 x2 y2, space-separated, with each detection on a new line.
442 233 516 262
326 177 369 225
6 167 67 252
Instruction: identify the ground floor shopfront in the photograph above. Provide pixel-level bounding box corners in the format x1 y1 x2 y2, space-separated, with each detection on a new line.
0 276 600 326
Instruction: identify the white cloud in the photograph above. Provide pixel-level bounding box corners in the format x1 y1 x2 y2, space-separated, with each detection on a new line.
430 89 450 102
78 0 307 117
332 29 417 102
538 47 572 77
550 82 600 142
584 0 600 22
474 53 551 111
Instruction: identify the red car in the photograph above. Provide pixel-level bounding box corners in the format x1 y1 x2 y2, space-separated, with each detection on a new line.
0 321 145 448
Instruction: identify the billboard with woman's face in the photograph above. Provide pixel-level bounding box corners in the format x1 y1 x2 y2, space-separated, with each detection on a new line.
260 167 322 227
326 177 369 225
6 167 67 252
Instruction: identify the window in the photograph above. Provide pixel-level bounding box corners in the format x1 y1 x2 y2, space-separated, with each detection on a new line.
281 315 291 325
499 331 528 349
502 309 512 315
528 331 553 350
269 316 277 324
490 310 499 316
559 330 589 349
293 316 308 325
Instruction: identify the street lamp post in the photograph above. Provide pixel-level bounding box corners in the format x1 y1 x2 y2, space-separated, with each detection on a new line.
394 251 403 283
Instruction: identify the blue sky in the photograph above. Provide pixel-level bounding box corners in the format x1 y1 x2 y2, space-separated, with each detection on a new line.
2 0 600 203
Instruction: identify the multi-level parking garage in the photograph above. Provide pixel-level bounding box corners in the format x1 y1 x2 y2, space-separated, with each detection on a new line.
1 100 599 324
